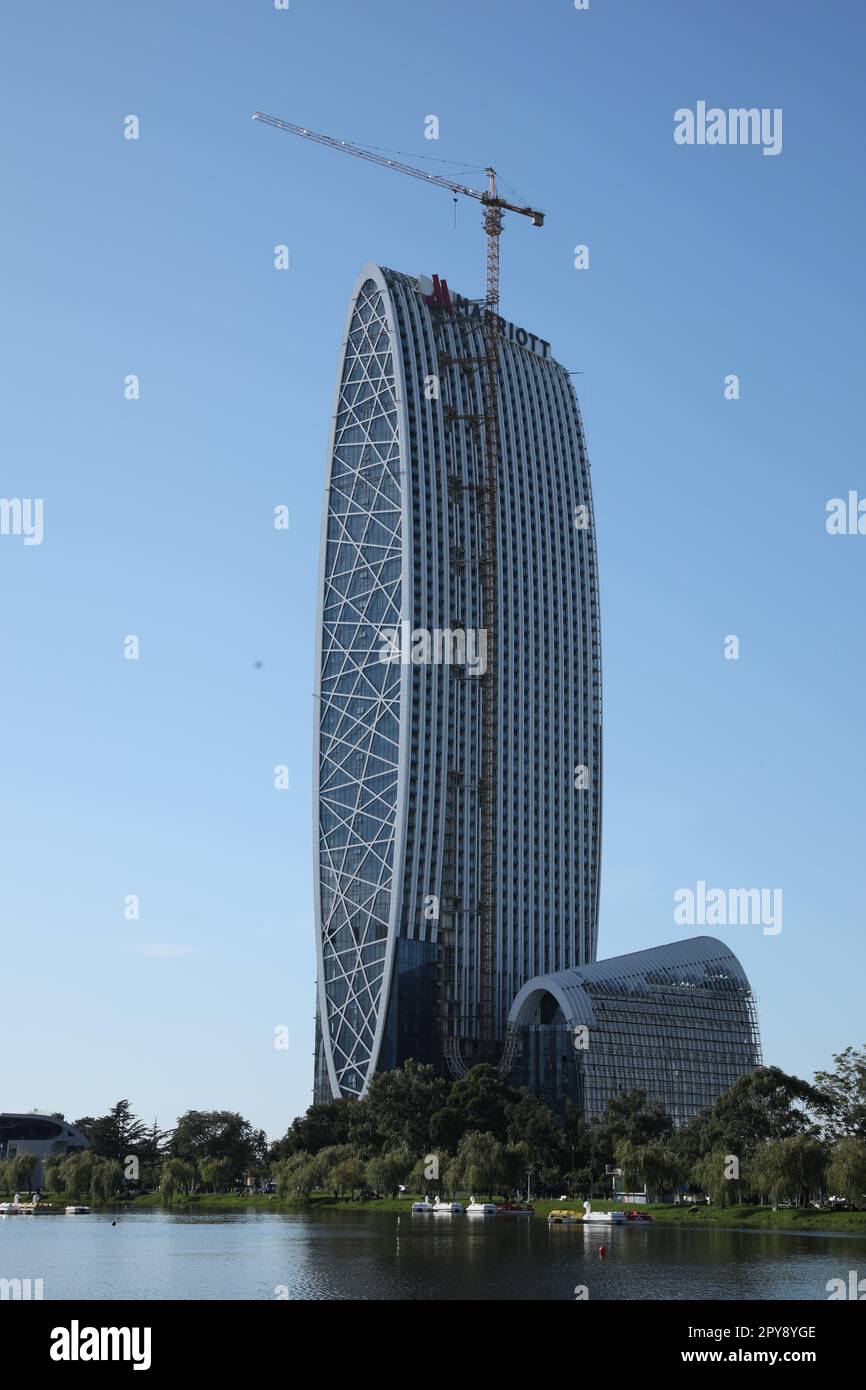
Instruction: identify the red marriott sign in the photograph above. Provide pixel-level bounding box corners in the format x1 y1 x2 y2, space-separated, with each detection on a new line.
417 274 552 360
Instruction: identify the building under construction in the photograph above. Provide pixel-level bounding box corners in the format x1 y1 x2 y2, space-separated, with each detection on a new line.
313 262 602 1100
310 263 761 1115
260 109 760 1120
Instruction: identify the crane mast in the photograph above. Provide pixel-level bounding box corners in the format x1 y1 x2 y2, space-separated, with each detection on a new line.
253 113 544 1071
478 172 503 1062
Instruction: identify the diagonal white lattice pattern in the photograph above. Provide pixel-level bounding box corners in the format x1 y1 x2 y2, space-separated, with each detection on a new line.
316 280 402 1097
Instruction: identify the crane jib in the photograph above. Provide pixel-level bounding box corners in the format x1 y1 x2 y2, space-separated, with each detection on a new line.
252 112 543 224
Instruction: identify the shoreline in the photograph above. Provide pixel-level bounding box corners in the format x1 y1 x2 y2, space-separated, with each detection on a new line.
11 1192 866 1233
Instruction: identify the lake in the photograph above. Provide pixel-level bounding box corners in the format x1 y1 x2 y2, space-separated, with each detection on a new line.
2 1209 864 1300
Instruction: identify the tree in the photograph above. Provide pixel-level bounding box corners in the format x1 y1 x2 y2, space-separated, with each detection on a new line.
777 1135 827 1206
592 1090 673 1178
169 1111 259 1183
615 1138 687 1200
562 1109 595 1193
747 1142 797 1208
349 1061 449 1156
199 1157 233 1193
248 1127 269 1169
690 1149 746 1207
676 1068 822 1168
745 1137 826 1208
814 1046 866 1142
406 1152 445 1195
269 1099 354 1162
505 1091 568 1189
327 1154 367 1198
138 1119 169 1189
61 1151 96 1196
614 1140 645 1195
274 1153 319 1201
826 1137 866 1207
91 1159 124 1201
160 1158 195 1198
430 1066 520 1150
365 1147 413 1197
441 1153 463 1197
42 1154 67 1193
77 1101 146 1163
5 1151 39 1194
310 1145 350 1195
637 1139 688 1199
448 1131 510 1198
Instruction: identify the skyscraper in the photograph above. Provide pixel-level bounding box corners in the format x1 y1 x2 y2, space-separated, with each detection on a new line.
313 263 602 1102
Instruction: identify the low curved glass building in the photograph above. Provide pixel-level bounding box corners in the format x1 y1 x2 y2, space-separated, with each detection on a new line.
505 935 762 1123
0 1113 90 1188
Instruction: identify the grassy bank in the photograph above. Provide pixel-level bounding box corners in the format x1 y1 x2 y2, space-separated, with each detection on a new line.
640 1202 866 1231
8 1190 866 1232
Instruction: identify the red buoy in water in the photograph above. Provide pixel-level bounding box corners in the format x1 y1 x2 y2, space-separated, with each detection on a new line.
598 1245 606 1257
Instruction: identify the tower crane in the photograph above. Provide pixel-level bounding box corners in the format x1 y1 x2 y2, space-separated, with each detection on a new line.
253 112 545 1070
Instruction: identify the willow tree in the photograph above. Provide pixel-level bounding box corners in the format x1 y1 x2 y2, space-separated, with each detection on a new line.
690 1149 746 1206
199 1157 233 1193
826 1137 866 1206
5 1151 39 1194
160 1158 195 1198
365 1147 413 1198
274 1152 319 1201
42 1154 67 1193
449 1131 511 1198
91 1159 124 1202
746 1137 827 1208
61 1151 96 1196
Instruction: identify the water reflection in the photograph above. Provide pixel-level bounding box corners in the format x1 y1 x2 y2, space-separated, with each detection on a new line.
0 1209 863 1301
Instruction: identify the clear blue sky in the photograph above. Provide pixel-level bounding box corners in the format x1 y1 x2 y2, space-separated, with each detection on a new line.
2 0 863 1141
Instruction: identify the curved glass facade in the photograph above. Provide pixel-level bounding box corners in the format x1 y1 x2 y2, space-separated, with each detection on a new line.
506 936 763 1124
314 277 403 1097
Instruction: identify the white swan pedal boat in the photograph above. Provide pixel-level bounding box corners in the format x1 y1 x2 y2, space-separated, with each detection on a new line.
549 1200 627 1225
